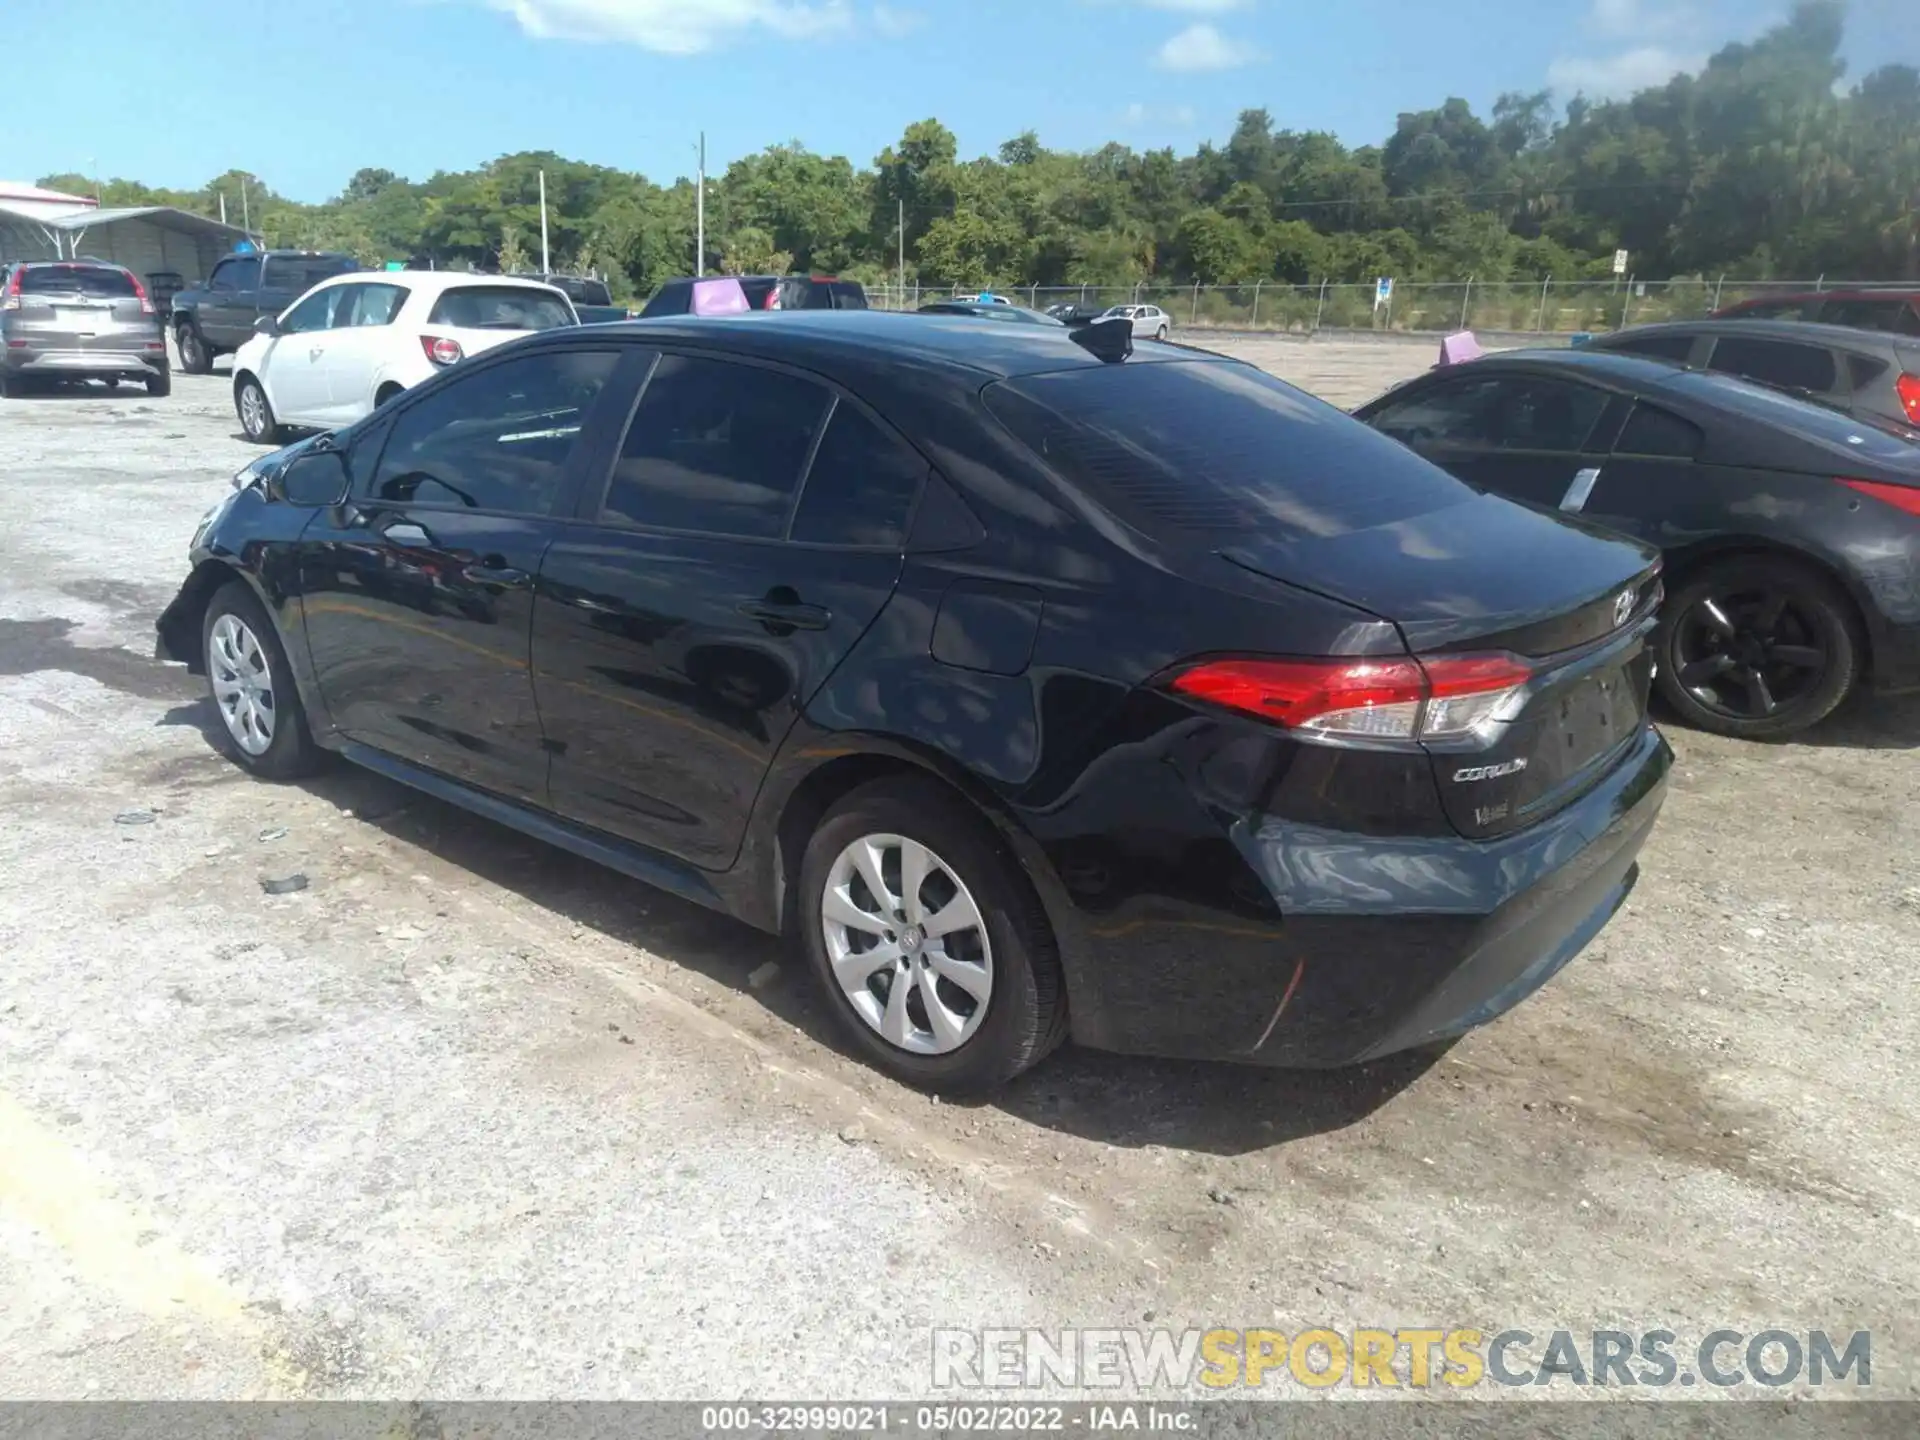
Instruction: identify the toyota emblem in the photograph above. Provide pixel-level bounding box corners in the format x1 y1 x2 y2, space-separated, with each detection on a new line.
1613 589 1635 627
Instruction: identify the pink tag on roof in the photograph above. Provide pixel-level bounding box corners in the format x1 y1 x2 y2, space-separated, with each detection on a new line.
691 277 750 316
1437 331 1484 367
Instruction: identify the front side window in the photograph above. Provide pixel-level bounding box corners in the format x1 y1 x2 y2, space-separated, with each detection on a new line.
279 286 346 333
601 354 830 537
211 257 259 292
371 349 620 514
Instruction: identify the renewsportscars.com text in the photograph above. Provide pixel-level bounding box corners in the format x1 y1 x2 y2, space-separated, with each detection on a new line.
931 1327 1871 1391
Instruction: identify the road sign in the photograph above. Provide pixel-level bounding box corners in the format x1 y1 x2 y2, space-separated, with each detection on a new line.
1375 277 1394 309
1613 249 1629 275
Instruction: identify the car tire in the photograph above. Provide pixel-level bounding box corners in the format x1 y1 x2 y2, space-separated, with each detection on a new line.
200 581 321 780
375 382 405 409
1655 554 1862 740
176 321 212 375
797 776 1067 1092
235 375 281 444
146 367 172 398
1156 324 1169 340
0 373 21 399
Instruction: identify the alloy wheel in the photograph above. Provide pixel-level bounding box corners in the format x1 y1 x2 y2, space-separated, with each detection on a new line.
239 384 268 439
821 833 994 1055
208 612 277 755
1671 584 1829 722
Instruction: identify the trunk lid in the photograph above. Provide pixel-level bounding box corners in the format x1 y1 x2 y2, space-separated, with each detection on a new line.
1223 493 1661 840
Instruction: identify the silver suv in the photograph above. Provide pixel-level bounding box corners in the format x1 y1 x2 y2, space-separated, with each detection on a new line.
1 261 170 398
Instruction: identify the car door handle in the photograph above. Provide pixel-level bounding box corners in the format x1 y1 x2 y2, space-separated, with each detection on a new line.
737 598 831 632
309 348 324 361
463 562 532 589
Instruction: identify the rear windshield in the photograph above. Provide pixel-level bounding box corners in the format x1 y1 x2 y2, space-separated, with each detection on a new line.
20 265 136 298
984 360 1471 540
427 286 576 331
828 282 867 310
1671 370 1920 458
268 257 359 291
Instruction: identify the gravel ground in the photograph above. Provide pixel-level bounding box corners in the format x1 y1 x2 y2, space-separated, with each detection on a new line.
0 338 1916 1405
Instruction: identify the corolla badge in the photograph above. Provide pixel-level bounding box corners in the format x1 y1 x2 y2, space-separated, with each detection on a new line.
1613 589 1636 627
1453 758 1529 783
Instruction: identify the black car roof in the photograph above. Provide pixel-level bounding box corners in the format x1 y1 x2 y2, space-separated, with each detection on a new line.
524 308 1208 381
1589 319 1916 352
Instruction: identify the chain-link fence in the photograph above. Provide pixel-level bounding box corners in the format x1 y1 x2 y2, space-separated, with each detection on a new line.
866 278 1911 337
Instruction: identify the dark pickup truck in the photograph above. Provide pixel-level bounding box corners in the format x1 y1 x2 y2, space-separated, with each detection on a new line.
171 250 360 373
511 272 631 325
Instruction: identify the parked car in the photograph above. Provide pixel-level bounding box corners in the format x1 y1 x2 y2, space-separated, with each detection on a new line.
228 271 578 442
639 274 868 316
1714 288 1920 336
512 272 631 325
1045 302 1108 326
157 313 1670 1088
1356 348 1920 739
1583 319 1920 433
1 260 170 397
917 300 1064 325
171 250 361 374
1101 303 1172 340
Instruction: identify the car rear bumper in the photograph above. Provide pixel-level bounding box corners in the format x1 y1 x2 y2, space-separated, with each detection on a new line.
1056 723 1671 1068
4 346 167 378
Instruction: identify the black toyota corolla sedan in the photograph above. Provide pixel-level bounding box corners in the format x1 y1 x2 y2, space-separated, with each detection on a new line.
158 311 1670 1091
1356 348 1920 740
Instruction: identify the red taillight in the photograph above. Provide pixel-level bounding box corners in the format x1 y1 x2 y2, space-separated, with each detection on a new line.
1 267 20 312
1841 476 1920 517
1169 653 1533 743
420 335 463 367
1896 373 1920 426
127 270 154 315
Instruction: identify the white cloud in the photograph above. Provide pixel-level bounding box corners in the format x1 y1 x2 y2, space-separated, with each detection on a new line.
471 0 852 55
872 2 924 35
1547 44 1706 95
1123 101 1198 126
1154 22 1248 71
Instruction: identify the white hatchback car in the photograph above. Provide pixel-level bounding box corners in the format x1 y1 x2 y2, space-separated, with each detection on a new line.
1100 303 1172 340
230 271 579 442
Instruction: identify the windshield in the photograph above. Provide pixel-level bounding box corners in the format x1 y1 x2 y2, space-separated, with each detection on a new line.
428 285 577 330
20 265 136 298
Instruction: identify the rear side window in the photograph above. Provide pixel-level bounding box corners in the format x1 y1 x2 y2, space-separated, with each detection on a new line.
429 286 575 331
988 361 1469 539
341 283 407 327
1726 300 1810 321
829 282 868 311
1606 332 1695 363
1707 336 1838 396
1368 374 1607 454
1614 404 1703 459
20 265 136 298
1848 355 1892 390
790 402 925 548
1675 371 1920 461
371 348 619 514
603 355 831 537
1818 298 1908 334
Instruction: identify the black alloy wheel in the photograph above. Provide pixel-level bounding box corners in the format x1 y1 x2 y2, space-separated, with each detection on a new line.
1656 555 1860 740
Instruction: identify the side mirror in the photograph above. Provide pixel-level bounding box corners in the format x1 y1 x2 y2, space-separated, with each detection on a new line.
253 314 280 338
273 450 351 508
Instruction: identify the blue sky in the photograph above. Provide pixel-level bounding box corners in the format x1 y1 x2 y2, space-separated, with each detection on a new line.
6 0 1913 203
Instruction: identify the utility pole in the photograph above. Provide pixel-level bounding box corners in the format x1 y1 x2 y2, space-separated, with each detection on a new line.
538 168 551 275
696 132 706 277
897 198 905 306
219 193 227 226
240 175 250 235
